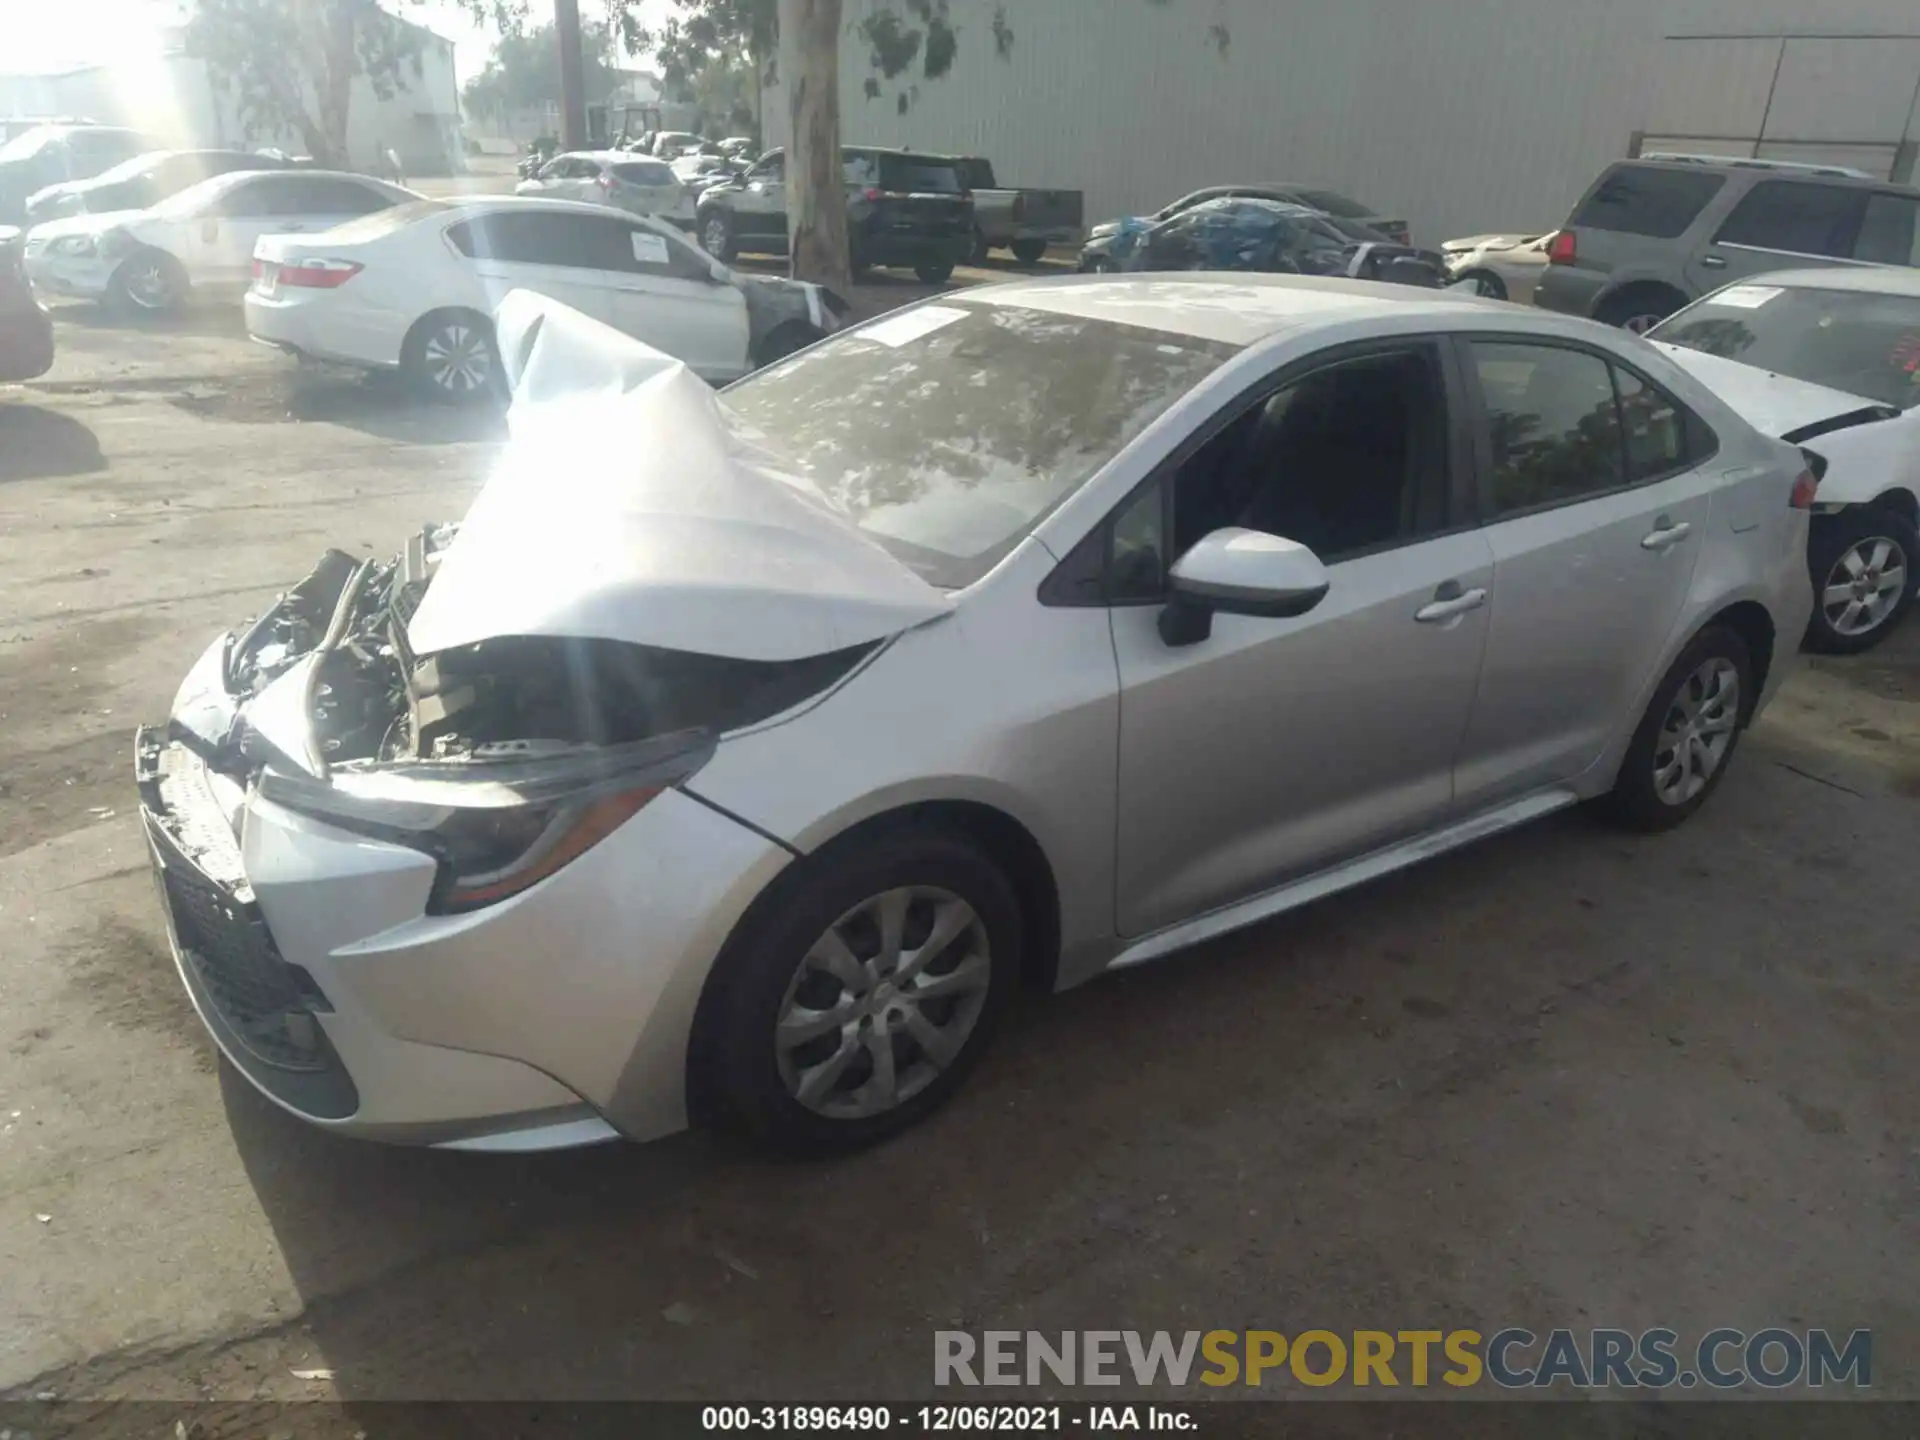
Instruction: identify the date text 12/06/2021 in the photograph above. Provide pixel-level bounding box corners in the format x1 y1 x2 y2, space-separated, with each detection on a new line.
700 1406 1192 1431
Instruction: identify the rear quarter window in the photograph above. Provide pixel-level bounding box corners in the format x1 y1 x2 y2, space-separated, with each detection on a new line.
1572 164 1726 238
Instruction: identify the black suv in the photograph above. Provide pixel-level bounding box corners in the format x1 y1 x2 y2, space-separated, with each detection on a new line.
695 146 973 282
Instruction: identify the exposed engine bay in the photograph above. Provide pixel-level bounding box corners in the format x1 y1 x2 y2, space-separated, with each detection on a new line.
189 526 874 778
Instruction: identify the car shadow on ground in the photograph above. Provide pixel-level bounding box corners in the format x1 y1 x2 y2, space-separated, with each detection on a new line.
47 300 248 342
0 401 105 482
165 367 507 446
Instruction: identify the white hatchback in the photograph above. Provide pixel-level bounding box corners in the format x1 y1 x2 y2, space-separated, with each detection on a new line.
513 150 693 229
244 195 845 398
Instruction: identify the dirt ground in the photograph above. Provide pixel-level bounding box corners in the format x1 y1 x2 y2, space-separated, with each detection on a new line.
0 283 1916 1416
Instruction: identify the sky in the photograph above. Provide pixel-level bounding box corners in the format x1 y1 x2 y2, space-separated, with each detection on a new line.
4 0 675 85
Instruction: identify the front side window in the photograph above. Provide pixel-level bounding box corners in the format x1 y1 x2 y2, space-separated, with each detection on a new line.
1165 348 1453 566
1470 342 1624 516
1653 284 1920 410
1714 180 1863 258
720 302 1240 586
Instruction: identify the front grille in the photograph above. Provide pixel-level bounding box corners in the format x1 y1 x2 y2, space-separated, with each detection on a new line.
161 852 332 1072
138 731 358 1119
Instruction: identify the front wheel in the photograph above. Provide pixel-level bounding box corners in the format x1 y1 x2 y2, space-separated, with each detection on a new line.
914 261 955 285
694 826 1020 1154
109 249 188 314
1804 504 1916 654
699 210 737 263
1593 625 1752 832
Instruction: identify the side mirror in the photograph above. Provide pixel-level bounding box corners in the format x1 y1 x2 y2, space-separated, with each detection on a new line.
1157 527 1330 647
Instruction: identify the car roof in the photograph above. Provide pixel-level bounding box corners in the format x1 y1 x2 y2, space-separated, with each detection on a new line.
958 273 1491 346
437 193 669 220
1738 266 1920 297
568 150 669 164
1605 156 1917 192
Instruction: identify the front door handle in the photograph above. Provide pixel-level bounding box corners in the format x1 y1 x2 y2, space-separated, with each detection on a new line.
1641 518 1693 551
1700 254 1727 270
1415 583 1489 624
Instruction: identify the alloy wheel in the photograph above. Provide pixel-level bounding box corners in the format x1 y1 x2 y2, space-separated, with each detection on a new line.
422 321 492 395
774 886 992 1120
123 260 174 310
1652 658 1740 806
703 217 728 255
1821 535 1908 638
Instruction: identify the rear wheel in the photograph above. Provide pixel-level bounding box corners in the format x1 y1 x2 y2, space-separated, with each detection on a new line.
699 210 737 263
1010 238 1049 266
1593 625 1752 832
109 249 188 314
694 826 1020 1154
1804 504 1917 653
401 309 499 404
914 261 955 285
1596 283 1686 335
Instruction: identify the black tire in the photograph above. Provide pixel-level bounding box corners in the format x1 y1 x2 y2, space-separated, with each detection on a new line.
1593 625 1753 832
970 226 991 265
699 209 737 263
400 309 501 405
1803 504 1917 654
1460 268 1507 301
754 321 821 367
914 261 956 285
1010 238 1049 266
108 249 189 315
694 825 1021 1155
1595 284 1686 335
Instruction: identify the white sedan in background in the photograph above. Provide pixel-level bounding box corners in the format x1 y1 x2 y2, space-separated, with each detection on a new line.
512 150 694 229
1651 269 1920 652
1442 232 1551 303
245 195 847 400
23 168 415 312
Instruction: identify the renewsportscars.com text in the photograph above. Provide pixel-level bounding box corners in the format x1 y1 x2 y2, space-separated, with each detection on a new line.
934 1328 1872 1390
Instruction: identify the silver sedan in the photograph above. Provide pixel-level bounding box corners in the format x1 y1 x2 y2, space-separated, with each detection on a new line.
135 278 1815 1156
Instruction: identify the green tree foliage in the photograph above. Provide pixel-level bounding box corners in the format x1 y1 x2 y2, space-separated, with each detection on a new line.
184 0 429 166
462 19 625 124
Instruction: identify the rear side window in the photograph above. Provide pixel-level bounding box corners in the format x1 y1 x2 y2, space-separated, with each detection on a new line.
612 161 674 186
953 157 994 190
1714 180 1862 257
275 178 391 216
1854 192 1920 266
878 155 962 193
1571 164 1725 238
1471 342 1625 514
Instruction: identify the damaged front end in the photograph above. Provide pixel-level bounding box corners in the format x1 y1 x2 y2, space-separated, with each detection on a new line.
135 528 875 1109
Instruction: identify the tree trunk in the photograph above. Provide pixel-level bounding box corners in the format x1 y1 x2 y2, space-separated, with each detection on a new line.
779 0 849 293
314 0 357 168
554 0 589 151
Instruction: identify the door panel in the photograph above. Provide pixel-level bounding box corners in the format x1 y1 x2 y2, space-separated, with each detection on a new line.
1452 339 1712 807
1112 530 1495 937
603 231 749 379
1108 340 1489 940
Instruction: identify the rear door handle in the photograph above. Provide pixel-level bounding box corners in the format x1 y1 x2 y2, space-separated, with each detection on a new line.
1415 583 1488 623
1641 519 1692 551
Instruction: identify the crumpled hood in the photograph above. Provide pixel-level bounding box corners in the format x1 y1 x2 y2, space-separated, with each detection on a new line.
405 290 953 664
1653 342 1898 441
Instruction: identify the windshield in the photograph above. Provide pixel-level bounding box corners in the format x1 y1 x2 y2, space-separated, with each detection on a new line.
0 126 59 163
1652 284 1920 410
720 301 1241 586
84 151 171 187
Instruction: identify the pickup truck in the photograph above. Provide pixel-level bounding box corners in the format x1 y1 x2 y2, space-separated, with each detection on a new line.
949 156 1084 265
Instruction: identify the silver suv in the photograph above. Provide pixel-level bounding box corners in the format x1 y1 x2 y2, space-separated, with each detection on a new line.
1533 154 1920 333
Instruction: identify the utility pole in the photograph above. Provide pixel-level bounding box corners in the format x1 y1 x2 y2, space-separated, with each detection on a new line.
554 0 588 149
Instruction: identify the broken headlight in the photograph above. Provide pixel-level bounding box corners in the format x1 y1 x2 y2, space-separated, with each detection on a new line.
258 730 715 914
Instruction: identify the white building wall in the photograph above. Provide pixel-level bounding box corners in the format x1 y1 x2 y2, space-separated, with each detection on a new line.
764 0 1920 245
